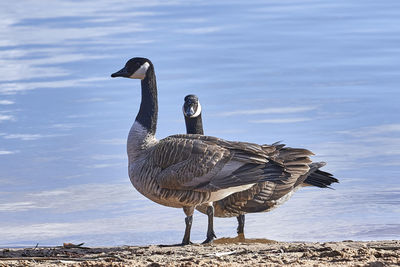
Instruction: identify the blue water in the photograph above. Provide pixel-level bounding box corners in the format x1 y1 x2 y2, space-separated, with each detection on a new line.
0 0 399 247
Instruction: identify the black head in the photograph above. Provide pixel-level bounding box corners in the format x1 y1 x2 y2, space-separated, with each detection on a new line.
111 57 152 79
183 94 202 118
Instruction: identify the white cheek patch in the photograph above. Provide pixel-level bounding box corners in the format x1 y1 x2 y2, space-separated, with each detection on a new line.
129 62 150 79
192 101 202 117
182 101 202 118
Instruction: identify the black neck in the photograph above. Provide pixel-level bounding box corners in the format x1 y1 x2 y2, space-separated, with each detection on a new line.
135 65 158 135
185 114 204 135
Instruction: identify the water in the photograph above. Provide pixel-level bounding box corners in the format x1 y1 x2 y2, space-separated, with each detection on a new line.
0 0 399 247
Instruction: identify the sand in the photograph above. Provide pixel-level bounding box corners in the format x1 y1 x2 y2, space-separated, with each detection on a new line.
1 239 399 266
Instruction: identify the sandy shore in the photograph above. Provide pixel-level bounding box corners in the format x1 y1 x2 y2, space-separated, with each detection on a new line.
1 239 399 266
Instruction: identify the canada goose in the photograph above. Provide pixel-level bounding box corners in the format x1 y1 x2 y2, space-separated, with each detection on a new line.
111 57 314 245
183 94 338 237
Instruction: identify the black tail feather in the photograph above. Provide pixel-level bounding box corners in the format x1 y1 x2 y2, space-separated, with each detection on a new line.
304 169 338 188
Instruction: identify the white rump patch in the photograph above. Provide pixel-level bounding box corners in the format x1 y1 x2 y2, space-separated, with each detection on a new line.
209 184 255 202
129 62 150 79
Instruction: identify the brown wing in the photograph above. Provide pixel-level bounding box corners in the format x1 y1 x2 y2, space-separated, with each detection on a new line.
153 136 231 190
153 135 289 192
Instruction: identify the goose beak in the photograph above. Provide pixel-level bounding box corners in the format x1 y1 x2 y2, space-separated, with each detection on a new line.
111 67 129 78
185 106 195 117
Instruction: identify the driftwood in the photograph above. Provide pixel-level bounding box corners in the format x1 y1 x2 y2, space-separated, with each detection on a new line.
62 243 90 249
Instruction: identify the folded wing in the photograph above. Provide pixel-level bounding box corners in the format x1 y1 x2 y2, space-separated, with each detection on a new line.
153 134 295 192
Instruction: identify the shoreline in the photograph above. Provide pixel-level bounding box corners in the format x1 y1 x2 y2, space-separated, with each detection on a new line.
1 239 399 266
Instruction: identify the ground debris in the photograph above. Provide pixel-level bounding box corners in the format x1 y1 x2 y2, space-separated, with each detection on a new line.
0 240 399 266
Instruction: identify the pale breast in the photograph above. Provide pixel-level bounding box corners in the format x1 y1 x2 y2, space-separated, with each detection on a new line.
128 156 212 208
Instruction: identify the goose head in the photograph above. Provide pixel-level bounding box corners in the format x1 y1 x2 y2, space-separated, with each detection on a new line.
111 57 151 80
183 94 202 118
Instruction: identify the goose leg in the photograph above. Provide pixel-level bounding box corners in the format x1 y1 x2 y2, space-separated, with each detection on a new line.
202 204 217 244
181 206 194 245
236 214 245 235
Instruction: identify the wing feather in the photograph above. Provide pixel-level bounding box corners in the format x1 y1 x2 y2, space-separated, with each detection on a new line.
153 135 289 192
